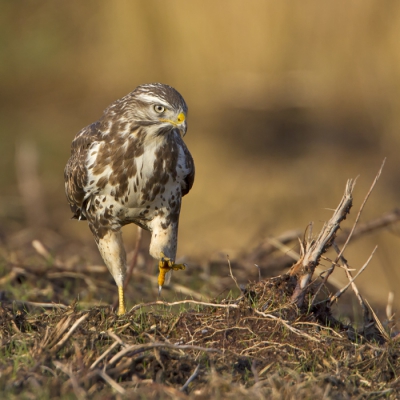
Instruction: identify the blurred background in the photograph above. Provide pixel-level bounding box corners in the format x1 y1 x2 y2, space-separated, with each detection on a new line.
1 1 400 315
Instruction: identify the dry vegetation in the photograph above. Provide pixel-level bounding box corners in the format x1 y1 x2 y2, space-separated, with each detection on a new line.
1 169 400 399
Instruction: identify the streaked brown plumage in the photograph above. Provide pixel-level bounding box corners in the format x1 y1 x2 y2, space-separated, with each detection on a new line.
64 83 194 314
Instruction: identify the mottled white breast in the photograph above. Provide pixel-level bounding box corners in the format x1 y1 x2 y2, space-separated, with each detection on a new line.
84 130 190 231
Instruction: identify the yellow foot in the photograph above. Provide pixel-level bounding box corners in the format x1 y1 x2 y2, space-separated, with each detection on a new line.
117 286 126 315
158 252 186 294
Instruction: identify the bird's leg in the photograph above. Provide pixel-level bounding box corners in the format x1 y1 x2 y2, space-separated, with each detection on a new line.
158 252 186 294
118 286 126 315
96 229 127 315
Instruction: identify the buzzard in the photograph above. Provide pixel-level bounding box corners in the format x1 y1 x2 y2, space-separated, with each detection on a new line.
64 83 195 315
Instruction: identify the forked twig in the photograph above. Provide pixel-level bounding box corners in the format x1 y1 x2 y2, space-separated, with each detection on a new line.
329 242 370 320
290 179 356 307
328 246 377 305
334 159 385 264
311 160 385 306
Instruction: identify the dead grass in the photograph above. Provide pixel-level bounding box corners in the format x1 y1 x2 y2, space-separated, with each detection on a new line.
0 274 399 399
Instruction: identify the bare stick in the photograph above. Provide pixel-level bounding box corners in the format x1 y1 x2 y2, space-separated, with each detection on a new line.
334 159 385 264
254 264 262 282
329 243 370 320
51 313 89 353
291 179 356 307
253 309 319 342
97 369 126 395
130 299 239 313
106 330 125 345
44 316 74 349
311 161 386 305
328 246 377 305
227 255 241 292
90 329 126 369
90 341 120 370
266 237 300 261
108 342 220 366
180 364 201 392
12 300 68 310
386 292 395 322
248 229 303 261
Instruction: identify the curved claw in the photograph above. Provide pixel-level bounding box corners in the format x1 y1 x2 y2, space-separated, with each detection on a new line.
158 252 186 294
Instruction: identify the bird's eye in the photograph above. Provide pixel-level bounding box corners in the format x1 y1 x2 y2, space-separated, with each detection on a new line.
154 105 165 113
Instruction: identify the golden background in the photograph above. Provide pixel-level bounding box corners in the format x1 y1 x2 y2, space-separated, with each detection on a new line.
1 1 400 311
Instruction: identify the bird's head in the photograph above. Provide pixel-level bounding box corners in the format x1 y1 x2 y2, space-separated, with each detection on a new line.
119 83 188 138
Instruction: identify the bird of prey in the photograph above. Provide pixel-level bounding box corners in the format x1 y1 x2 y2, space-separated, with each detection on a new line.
64 83 195 315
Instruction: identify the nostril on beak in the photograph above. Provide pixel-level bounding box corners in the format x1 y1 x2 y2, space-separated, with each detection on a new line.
177 113 185 124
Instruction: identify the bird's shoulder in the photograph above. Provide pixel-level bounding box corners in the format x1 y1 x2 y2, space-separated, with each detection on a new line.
64 121 105 219
70 121 104 154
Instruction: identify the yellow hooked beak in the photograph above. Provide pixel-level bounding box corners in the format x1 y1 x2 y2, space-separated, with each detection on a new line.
160 112 186 135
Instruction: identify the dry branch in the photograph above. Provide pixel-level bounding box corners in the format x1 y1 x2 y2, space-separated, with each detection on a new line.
328 246 377 306
290 179 356 307
334 159 385 264
13 300 68 310
329 243 370 320
129 299 239 313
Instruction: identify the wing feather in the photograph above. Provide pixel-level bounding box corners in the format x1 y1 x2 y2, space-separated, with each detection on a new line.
181 142 195 197
64 122 102 219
